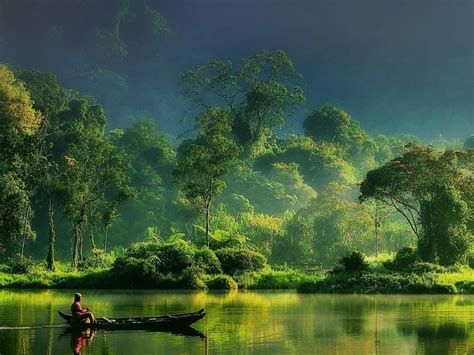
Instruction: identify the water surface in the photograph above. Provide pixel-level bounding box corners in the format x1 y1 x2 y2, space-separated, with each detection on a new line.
0 290 472 354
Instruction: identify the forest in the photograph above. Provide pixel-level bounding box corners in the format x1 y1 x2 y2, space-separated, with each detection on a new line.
0 51 472 293
0 2 472 294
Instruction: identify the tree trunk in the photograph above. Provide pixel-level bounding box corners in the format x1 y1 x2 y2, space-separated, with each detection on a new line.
78 225 84 261
19 206 31 257
374 219 379 258
19 235 26 257
46 193 56 271
205 206 210 247
104 226 109 252
72 222 80 270
78 212 85 261
89 229 96 250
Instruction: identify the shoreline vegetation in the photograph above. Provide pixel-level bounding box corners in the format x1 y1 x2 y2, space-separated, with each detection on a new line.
0 244 472 294
0 52 472 297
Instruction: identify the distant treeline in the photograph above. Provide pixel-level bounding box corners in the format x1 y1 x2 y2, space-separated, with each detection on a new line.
0 49 472 272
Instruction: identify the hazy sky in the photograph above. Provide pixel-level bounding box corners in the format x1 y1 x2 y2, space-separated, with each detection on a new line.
0 0 472 140
156 0 473 139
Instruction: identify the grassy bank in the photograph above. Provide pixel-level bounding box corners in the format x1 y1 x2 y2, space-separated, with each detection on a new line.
0 268 318 290
297 269 474 294
297 251 474 294
0 266 471 294
0 245 472 294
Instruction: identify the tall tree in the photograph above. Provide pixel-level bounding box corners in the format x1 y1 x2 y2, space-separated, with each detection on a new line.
174 107 240 246
0 65 42 254
16 69 70 270
360 143 473 265
181 50 304 155
419 185 471 265
56 99 131 269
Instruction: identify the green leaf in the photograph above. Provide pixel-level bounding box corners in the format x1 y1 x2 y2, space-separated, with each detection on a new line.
167 233 185 244
211 229 231 241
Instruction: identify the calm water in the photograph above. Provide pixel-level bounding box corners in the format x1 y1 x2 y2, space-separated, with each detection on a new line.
0 290 472 355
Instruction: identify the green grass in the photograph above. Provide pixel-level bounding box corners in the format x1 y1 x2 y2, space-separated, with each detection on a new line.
0 262 472 293
234 268 320 289
434 265 474 284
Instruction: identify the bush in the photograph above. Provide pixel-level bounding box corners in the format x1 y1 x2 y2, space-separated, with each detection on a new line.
206 274 238 290
113 254 162 286
156 241 195 274
298 272 456 294
194 248 222 274
468 251 474 269
251 270 313 289
79 249 115 270
455 281 474 294
215 248 266 275
7 256 35 274
384 247 419 271
113 239 196 284
332 251 369 274
178 266 206 290
411 262 446 274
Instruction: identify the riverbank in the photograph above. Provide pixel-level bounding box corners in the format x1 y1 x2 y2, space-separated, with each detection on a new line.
1 242 472 294
0 266 472 294
0 267 317 290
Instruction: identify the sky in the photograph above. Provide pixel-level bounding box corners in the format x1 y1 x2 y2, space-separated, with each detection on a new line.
0 0 472 140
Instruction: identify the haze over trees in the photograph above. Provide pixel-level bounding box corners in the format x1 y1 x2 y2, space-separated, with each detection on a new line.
0 44 471 274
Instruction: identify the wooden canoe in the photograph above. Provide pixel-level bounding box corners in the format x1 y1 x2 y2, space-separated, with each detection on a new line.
58 308 206 330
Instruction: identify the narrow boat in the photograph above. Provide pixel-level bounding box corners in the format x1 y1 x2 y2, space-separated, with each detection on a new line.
58 308 206 330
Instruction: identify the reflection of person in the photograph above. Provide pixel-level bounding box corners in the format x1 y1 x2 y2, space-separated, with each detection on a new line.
71 328 96 355
71 292 96 324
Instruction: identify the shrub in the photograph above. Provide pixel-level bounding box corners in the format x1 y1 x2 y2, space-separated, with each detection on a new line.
298 272 456 294
114 239 196 281
384 247 419 271
411 262 446 274
7 256 35 274
455 281 474 294
206 274 238 290
468 251 474 269
251 270 313 289
79 249 116 270
179 266 206 290
194 248 222 274
332 251 369 274
215 248 266 275
156 241 195 274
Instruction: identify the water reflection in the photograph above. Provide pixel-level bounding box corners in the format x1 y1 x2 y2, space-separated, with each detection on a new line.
0 291 471 354
62 327 205 354
68 328 96 355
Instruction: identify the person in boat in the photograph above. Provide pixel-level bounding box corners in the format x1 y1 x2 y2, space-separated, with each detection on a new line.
71 292 97 324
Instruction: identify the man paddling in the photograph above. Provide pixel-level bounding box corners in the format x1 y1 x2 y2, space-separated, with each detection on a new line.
71 292 97 324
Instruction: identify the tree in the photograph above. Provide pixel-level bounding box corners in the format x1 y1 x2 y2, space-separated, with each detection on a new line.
418 185 471 265
312 183 373 266
360 143 473 265
174 107 240 246
464 135 474 149
112 119 177 243
303 104 379 169
254 135 357 191
0 65 42 254
16 69 70 270
56 99 131 269
181 50 304 154
361 200 392 257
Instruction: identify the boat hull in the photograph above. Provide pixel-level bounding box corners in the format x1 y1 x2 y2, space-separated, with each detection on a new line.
58 309 206 330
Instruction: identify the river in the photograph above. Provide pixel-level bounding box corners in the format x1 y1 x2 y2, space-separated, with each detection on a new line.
0 290 472 354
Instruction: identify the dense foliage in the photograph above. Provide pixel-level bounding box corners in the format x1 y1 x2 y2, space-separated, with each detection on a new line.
0 46 471 291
